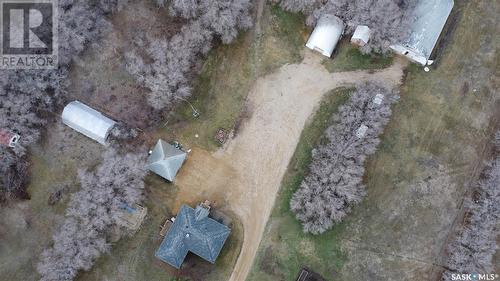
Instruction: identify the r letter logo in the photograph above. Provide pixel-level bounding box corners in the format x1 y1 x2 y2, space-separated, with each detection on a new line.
0 0 58 69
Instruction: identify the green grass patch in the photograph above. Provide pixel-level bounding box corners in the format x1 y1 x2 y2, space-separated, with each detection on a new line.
247 88 351 281
322 40 393 73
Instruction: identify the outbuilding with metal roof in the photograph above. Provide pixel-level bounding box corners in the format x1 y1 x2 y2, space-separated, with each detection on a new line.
147 139 187 182
61 101 116 145
305 15 345 57
390 0 454 65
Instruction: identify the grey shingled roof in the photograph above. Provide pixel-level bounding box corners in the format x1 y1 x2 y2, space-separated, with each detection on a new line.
155 205 231 269
147 139 187 182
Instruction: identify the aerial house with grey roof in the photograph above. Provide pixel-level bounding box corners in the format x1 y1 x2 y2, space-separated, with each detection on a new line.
147 139 187 182
155 203 231 269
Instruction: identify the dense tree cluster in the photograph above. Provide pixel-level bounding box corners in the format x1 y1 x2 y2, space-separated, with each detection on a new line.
37 149 146 281
290 83 398 234
441 133 500 280
278 0 322 15
125 0 253 110
0 1 127 198
279 0 418 53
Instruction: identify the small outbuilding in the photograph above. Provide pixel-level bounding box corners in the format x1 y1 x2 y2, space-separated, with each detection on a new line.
62 101 116 145
0 129 20 148
147 139 187 182
351 25 370 47
390 0 454 65
306 15 344 57
155 203 231 269
116 204 147 231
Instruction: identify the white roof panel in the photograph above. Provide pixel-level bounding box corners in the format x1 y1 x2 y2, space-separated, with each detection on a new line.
62 101 116 145
306 15 344 57
351 25 370 46
406 0 454 59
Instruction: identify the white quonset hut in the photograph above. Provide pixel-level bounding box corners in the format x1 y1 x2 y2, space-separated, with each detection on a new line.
306 15 344 57
390 0 454 65
62 101 116 145
351 25 370 47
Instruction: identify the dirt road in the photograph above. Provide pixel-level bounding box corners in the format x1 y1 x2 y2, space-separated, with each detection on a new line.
173 51 406 281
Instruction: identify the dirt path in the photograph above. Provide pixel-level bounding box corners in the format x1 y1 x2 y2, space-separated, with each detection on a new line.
173 52 407 281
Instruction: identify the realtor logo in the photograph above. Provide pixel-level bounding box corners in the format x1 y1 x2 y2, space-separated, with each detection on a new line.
0 0 58 69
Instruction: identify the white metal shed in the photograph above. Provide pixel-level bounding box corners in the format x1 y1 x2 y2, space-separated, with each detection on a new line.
390 0 454 65
351 25 370 47
306 15 344 57
62 101 116 145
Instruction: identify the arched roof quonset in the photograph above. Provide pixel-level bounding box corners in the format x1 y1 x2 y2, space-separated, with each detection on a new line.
306 15 344 57
62 101 116 145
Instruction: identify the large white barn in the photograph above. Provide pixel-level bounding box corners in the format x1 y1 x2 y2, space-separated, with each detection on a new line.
62 101 116 145
306 15 344 57
390 0 454 65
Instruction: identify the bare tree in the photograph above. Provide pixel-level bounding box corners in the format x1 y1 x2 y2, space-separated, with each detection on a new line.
125 22 213 110
37 149 147 281
441 133 500 280
290 83 399 234
108 122 139 143
0 149 30 201
278 0 323 15
125 0 253 110
495 131 500 148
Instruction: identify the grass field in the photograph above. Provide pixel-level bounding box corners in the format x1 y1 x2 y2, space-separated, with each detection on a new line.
247 88 351 281
248 0 499 280
322 40 393 73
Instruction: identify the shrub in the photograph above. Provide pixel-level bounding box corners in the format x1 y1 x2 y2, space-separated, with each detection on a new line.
290 83 398 234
